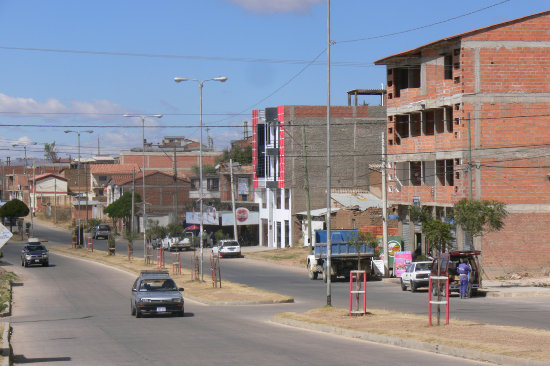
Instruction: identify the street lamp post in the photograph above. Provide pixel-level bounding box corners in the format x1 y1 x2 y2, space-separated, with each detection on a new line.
123 114 163 262
174 76 227 281
12 140 37 236
65 130 93 247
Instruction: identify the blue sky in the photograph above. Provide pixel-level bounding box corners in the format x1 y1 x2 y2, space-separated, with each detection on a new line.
1 0 548 162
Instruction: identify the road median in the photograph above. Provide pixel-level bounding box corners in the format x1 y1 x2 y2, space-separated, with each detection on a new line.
49 246 294 305
273 306 550 366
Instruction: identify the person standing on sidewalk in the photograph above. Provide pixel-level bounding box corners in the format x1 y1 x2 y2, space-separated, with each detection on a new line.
457 258 472 298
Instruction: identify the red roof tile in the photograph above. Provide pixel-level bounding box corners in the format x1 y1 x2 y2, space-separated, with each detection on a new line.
89 163 140 175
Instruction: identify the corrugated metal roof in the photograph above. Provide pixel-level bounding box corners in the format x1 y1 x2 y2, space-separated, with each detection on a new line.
296 207 340 216
331 192 382 210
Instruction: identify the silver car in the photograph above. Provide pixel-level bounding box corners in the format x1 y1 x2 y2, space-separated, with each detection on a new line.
131 270 184 318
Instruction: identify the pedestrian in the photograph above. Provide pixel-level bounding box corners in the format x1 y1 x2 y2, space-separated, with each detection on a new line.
457 258 472 298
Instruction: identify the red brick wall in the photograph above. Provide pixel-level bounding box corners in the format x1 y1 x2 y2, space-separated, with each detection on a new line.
483 212 550 276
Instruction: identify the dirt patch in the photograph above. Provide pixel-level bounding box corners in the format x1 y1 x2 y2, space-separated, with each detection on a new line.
50 246 293 304
277 306 550 362
245 247 310 268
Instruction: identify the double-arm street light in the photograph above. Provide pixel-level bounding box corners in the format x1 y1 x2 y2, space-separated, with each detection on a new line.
65 129 93 247
173 76 227 281
123 113 163 261
12 140 38 235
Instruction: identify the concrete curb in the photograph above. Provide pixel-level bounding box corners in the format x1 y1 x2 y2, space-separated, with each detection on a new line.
0 322 11 366
272 317 550 366
185 294 294 306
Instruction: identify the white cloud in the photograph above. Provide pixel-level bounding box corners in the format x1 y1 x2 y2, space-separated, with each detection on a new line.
227 0 323 14
0 93 125 120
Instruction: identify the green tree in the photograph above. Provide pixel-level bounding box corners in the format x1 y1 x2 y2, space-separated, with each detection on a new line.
0 199 30 232
103 192 141 234
216 144 252 165
166 222 184 238
347 231 379 271
191 164 217 175
453 199 508 245
44 142 59 162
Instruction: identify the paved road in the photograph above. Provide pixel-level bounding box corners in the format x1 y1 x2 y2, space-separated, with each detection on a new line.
26 220 550 330
4 237 484 365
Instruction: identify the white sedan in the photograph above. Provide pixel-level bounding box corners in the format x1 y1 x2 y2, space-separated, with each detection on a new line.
212 240 241 258
400 261 432 292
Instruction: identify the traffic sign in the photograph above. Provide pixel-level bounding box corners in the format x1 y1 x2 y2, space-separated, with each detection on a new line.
0 223 13 249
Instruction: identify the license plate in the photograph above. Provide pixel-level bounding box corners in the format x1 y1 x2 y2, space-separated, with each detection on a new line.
34 260 40 263
156 307 166 312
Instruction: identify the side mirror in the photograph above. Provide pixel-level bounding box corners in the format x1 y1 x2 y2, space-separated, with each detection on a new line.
178 288 184 292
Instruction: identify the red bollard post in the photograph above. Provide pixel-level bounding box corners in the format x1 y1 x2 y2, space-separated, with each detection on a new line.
428 277 433 326
446 277 450 325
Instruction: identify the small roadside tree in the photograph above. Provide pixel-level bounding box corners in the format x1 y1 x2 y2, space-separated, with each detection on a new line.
0 199 30 233
103 192 141 235
410 205 454 326
453 199 508 249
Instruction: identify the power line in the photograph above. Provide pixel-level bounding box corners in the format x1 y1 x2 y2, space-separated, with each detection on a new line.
335 0 511 44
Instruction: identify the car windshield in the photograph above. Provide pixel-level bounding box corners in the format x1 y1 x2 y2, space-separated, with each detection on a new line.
27 245 46 251
222 241 238 246
139 279 177 292
98 225 110 230
416 263 431 271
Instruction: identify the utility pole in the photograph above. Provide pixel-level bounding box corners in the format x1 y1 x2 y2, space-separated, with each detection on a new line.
381 132 389 276
230 159 238 241
173 146 178 223
325 0 332 306
131 168 135 232
54 178 57 224
467 113 473 200
31 162 35 236
301 126 313 253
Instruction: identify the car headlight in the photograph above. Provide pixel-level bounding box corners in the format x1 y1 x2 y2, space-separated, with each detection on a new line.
25 255 32 260
172 298 182 303
43 254 48 258
140 298 152 303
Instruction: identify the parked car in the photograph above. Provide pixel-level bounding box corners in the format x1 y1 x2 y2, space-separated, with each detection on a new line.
91 224 111 240
130 270 184 318
212 239 241 258
400 261 432 292
431 250 482 298
21 238 49 267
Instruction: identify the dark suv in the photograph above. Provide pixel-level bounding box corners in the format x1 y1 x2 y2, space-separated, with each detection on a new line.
21 239 49 267
431 250 482 298
91 224 111 240
131 270 184 318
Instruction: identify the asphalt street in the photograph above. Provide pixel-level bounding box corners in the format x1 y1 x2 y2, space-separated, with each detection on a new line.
23 220 550 330
3 231 486 366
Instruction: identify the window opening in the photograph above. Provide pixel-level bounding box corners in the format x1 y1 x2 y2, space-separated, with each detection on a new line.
411 113 421 137
425 111 435 136
423 161 435 186
396 115 409 142
444 54 453 80
410 161 422 186
435 108 444 134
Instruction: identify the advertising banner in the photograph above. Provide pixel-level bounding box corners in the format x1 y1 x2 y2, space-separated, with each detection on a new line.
238 178 249 195
221 209 259 226
394 251 413 278
185 207 220 225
